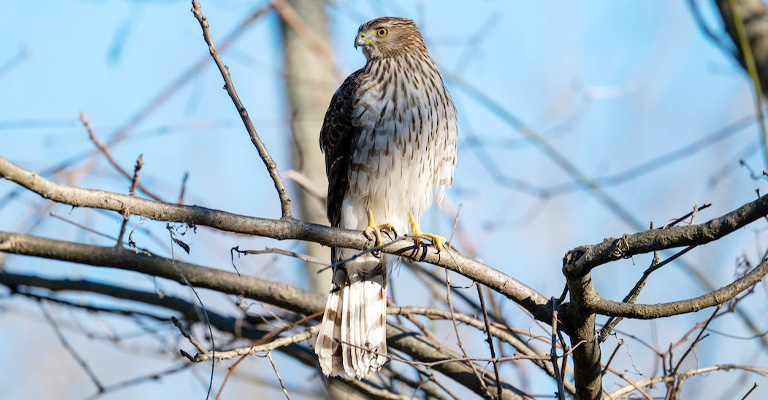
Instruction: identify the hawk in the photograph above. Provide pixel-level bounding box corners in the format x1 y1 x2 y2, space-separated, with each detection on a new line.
315 16 458 378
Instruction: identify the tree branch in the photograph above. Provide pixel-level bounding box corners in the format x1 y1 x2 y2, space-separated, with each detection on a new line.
563 274 602 400
563 193 768 277
191 0 292 219
588 256 768 319
0 155 552 323
0 232 526 399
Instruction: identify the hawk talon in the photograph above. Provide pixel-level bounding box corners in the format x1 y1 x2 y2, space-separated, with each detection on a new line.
409 212 446 252
364 209 395 248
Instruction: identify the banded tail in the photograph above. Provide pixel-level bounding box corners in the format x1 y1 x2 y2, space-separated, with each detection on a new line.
315 256 387 378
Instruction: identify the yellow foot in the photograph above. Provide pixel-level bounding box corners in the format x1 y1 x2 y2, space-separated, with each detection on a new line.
409 212 446 251
363 209 396 247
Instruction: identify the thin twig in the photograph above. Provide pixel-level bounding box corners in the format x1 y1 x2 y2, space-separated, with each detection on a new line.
117 155 144 246
39 301 105 392
549 298 565 400
608 364 768 399
599 239 660 343
741 382 759 400
107 4 273 147
49 211 117 241
392 299 438 341
79 112 162 202
172 317 208 354
670 304 722 375
233 246 328 267
686 0 737 58
267 352 292 400
177 171 189 204
188 327 318 362
215 355 248 400
477 284 503 399
284 169 326 202
662 203 712 229
601 339 624 377
444 268 493 399
83 364 190 400
166 226 215 400
191 0 292 219
603 364 654 400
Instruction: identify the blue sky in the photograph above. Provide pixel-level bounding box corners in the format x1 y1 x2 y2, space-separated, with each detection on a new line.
1 1 766 399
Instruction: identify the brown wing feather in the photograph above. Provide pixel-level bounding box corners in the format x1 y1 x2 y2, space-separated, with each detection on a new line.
320 70 365 268
320 70 364 230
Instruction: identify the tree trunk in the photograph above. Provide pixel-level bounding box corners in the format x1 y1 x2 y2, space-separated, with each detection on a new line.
279 0 337 295
716 0 768 95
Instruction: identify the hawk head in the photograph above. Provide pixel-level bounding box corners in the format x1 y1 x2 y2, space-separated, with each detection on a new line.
355 17 428 60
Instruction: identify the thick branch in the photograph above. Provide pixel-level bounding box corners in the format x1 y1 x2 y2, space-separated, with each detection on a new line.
0 230 323 314
0 231 524 399
0 155 551 323
0 272 398 400
589 256 768 318
564 193 768 277
564 274 602 400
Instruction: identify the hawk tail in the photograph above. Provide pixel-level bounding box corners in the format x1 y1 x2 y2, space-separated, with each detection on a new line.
315 261 387 378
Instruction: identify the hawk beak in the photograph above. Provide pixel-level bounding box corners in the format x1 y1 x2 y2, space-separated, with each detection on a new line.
355 33 368 49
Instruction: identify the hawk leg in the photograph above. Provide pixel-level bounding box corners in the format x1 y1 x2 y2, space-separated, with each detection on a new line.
409 212 446 251
363 209 396 247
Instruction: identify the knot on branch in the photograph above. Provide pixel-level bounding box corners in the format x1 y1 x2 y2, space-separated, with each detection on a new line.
562 247 587 279
611 234 631 259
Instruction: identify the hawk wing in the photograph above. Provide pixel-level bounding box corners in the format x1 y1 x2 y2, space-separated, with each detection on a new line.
319 70 364 229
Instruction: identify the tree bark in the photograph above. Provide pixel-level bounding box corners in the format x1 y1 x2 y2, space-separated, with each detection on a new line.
716 0 768 95
563 270 603 400
278 0 337 295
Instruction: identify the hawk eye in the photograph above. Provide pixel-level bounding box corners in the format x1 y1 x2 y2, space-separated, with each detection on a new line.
376 28 388 37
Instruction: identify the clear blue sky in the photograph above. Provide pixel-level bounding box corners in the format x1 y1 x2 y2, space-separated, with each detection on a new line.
1 1 765 399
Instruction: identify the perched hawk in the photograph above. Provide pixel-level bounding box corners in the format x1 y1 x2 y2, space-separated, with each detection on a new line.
315 16 458 378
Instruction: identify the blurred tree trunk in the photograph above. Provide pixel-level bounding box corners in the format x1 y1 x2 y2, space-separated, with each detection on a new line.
279 6 372 398
279 0 336 295
715 0 768 185
716 0 768 95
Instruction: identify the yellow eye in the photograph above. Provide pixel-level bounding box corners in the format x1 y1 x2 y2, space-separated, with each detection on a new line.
376 27 388 37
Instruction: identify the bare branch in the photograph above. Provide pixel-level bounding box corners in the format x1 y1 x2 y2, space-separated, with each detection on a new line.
190 328 317 362
477 284 503 400
0 232 525 399
549 298 566 400
389 305 577 396
39 301 105 393
80 112 162 202
190 0 292 219
107 4 273 146
608 364 768 399
266 352 292 400
589 257 768 319
443 269 492 399
564 194 768 276
741 382 760 400
283 169 326 202
670 305 721 376
233 246 328 267
0 155 552 322
564 274 602 399
117 154 144 246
